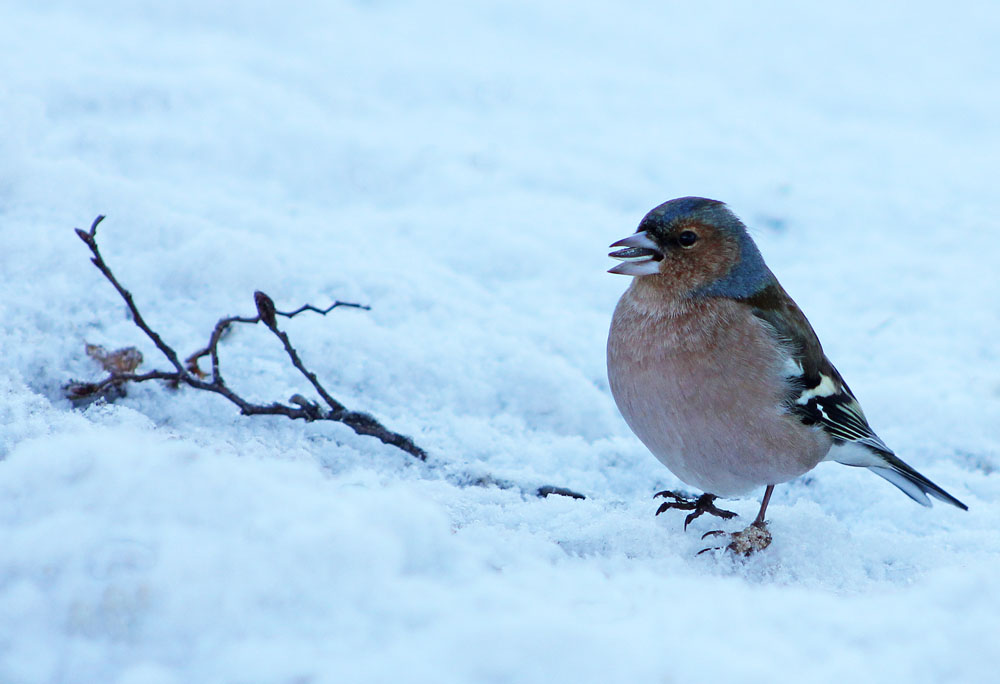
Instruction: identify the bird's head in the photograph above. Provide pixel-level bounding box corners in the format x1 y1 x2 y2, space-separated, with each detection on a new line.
608 197 773 299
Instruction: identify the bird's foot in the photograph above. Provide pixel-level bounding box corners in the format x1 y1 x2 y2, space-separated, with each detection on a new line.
698 521 772 556
653 490 738 530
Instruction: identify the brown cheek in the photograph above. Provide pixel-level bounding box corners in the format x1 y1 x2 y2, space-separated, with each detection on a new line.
658 239 739 294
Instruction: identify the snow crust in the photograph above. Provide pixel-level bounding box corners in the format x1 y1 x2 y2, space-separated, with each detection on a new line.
1 2 998 682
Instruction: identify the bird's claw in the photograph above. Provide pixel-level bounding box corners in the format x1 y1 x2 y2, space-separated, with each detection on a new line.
697 521 772 556
653 490 738 530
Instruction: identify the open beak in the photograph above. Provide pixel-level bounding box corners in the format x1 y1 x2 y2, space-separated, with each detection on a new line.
607 231 663 275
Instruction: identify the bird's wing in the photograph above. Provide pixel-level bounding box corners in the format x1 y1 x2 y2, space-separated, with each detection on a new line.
736 282 882 446
736 282 967 510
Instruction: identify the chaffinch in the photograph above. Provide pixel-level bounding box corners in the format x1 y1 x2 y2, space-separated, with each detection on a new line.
606 197 967 554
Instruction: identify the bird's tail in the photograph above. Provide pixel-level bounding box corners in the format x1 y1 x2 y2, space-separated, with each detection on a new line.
867 453 968 510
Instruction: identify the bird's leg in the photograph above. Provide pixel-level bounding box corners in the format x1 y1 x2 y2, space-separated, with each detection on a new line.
699 485 774 556
752 483 774 527
653 490 738 530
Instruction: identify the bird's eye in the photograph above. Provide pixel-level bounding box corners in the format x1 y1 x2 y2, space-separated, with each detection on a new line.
678 230 698 248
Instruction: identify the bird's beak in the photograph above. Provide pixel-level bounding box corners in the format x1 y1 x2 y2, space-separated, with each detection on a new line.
607 231 663 275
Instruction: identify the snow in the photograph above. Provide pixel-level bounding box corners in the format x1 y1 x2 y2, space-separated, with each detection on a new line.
1 1 999 682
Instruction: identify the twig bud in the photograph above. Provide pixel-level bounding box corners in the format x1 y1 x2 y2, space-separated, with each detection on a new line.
254 291 277 329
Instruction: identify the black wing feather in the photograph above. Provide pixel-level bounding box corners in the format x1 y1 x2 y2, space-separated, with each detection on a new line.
736 282 884 448
736 282 967 510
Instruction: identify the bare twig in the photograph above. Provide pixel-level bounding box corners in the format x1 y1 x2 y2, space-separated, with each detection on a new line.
68 215 587 499
75 217 189 377
70 215 427 460
537 486 586 500
184 300 369 378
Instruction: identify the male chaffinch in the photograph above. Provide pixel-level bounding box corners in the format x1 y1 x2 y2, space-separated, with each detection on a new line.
606 197 967 554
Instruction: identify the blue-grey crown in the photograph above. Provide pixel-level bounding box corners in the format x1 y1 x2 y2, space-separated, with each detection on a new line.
641 197 773 299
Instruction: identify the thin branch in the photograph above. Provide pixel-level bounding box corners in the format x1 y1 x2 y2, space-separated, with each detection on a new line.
184 299 369 378
71 215 427 461
277 301 369 318
76 216 191 379
68 215 586 499
537 486 586 500
254 291 346 413
185 315 257 378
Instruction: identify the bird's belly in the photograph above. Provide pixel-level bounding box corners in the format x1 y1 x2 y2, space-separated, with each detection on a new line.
607 306 830 497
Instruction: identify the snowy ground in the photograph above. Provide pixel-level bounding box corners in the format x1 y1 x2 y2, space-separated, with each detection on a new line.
2 1 999 682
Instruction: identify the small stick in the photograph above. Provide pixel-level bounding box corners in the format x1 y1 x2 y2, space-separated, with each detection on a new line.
68 215 586 498
71 215 426 460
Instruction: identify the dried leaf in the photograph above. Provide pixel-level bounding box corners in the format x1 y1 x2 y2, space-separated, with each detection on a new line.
86 343 143 375
186 358 208 378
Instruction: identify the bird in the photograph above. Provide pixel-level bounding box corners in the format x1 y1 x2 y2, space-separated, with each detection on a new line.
606 197 967 554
